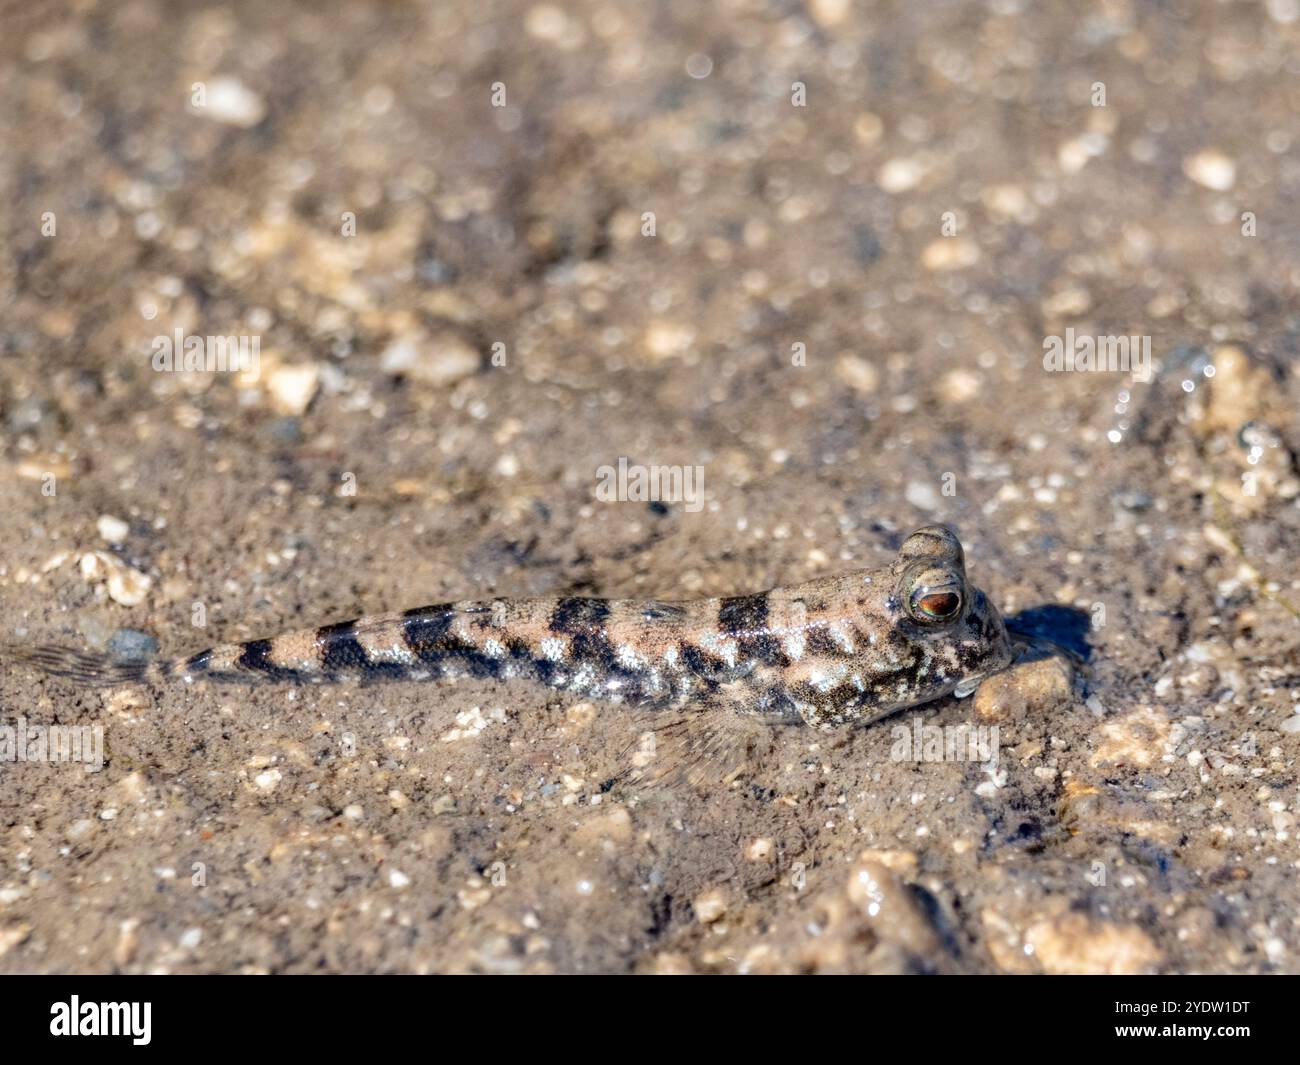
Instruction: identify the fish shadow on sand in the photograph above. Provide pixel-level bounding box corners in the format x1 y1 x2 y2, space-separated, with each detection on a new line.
1005 605 1092 663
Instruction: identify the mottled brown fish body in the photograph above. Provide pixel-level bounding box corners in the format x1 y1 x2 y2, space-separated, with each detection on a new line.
14 526 1014 731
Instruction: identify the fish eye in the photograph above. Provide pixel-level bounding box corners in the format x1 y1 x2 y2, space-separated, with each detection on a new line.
913 589 961 621
906 568 964 624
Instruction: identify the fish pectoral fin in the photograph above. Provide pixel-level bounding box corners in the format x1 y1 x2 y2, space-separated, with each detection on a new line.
620 686 789 790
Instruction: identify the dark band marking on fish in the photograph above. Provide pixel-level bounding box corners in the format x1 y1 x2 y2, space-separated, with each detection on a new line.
401 606 456 662
238 639 301 681
550 597 611 634
717 593 769 636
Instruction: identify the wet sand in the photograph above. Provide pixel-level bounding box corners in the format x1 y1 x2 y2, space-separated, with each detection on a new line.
1 0 1298 973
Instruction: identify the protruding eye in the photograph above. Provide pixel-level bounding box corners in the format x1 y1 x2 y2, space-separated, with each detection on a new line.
913 589 962 621
905 562 965 624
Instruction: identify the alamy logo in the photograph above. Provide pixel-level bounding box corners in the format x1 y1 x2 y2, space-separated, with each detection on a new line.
0 717 103 772
1042 328 1151 379
50 997 151 1045
151 328 260 374
890 715 1000 768
594 457 705 513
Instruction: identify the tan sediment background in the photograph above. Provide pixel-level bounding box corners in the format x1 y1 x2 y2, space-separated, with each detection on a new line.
0 0 1298 973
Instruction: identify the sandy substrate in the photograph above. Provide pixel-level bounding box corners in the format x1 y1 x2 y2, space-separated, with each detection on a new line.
1 0 1298 973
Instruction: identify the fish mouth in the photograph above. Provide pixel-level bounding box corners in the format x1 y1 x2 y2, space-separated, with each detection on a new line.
952 614 1014 699
953 645 1011 698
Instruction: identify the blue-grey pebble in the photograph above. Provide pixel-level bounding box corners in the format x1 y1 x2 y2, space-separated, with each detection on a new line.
108 629 159 661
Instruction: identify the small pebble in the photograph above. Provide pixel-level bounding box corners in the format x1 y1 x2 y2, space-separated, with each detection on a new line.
525 4 569 41
1183 149 1236 191
809 0 851 26
266 364 319 416
1199 344 1270 433
693 887 728 924
66 819 96 840
1058 134 1107 173
834 354 878 395
643 322 695 361
267 417 303 444
380 330 480 386
96 515 130 544
1026 911 1162 975
904 480 941 513
846 858 941 956
107 629 158 662
878 157 925 193
938 368 982 403
975 657 1073 724
1041 286 1092 318
1116 489 1153 512
921 237 978 271
253 769 281 791
202 76 266 128
0 924 32 961
983 184 1028 218
113 920 139 967
8 397 49 431
80 551 152 607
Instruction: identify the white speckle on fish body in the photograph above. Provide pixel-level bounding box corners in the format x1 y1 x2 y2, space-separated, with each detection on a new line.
783 630 806 661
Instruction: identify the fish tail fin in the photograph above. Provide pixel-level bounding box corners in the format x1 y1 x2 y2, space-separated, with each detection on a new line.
4 644 168 687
